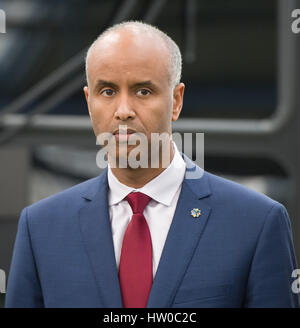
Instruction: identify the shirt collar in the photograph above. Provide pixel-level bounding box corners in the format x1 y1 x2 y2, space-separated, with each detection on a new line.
107 141 186 206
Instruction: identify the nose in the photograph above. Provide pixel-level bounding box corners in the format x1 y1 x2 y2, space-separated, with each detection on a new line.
114 94 135 121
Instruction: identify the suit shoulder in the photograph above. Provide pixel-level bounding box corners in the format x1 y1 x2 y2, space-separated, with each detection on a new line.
200 171 290 233
25 174 103 216
204 170 280 210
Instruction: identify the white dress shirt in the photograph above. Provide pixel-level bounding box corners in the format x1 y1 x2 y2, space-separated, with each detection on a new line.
107 141 186 278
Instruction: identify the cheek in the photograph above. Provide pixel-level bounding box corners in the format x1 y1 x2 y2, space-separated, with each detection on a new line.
88 100 108 134
89 98 111 120
156 96 173 121
89 97 104 114
144 98 173 132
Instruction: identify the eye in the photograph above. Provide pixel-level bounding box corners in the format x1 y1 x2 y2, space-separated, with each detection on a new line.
101 88 116 97
136 89 151 96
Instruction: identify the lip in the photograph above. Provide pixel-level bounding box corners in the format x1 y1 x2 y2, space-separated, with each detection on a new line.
113 129 137 143
113 128 137 135
114 133 135 142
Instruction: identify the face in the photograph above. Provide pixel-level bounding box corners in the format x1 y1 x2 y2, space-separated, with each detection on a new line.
84 28 184 165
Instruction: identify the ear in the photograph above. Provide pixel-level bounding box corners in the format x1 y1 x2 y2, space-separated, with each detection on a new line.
83 86 93 120
172 82 185 121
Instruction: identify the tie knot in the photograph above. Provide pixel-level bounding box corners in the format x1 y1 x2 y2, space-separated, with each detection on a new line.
125 192 151 214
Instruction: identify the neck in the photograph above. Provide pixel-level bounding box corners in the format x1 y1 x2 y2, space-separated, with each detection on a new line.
109 141 175 189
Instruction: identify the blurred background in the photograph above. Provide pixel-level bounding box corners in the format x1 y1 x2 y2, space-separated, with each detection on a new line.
1 0 300 307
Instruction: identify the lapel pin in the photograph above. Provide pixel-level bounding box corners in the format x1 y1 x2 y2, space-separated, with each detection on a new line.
191 208 201 218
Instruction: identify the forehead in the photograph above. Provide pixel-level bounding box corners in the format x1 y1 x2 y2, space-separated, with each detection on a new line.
87 28 171 86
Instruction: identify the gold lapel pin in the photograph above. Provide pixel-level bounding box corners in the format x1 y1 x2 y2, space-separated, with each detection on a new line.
190 208 201 218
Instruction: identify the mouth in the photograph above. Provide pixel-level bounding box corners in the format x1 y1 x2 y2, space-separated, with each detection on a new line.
113 128 137 135
113 128 137 142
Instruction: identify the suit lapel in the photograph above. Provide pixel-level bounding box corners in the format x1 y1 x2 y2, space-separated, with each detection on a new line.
147 155 212 307
77 155 212 308
78 170 123 307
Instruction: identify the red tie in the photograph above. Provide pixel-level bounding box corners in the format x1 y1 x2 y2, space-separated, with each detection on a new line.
119 192 153 308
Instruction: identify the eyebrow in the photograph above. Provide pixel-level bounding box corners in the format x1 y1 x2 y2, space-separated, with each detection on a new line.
94 79 158 93
94 80 118 93
130 80 156 89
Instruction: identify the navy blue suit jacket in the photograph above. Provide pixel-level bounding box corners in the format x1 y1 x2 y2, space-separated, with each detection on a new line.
5 154 300 307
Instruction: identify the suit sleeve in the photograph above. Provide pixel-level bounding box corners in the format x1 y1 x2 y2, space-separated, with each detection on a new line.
5 207 44 308
244 203 300 307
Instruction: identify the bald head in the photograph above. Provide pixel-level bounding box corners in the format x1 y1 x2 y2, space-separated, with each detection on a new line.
85 21 182 89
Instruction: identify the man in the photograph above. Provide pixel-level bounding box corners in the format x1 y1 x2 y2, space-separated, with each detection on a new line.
5 21 300 308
